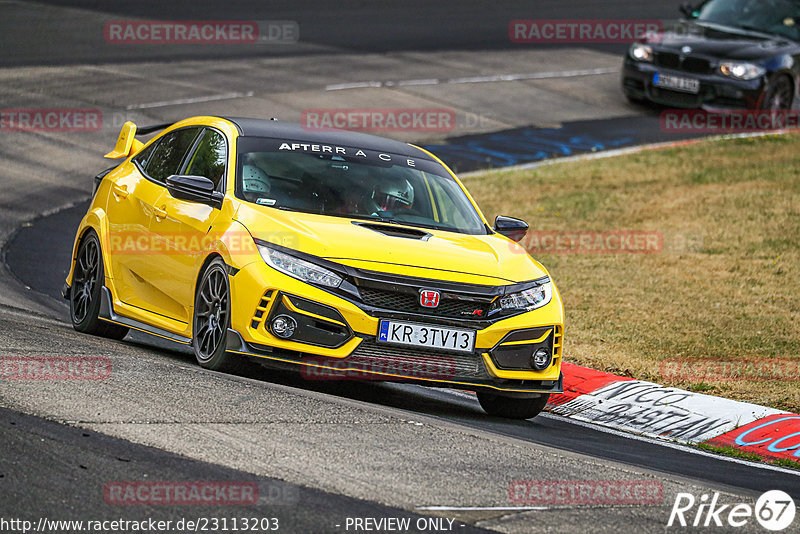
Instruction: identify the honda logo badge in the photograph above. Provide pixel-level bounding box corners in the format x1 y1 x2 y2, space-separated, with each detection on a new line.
419 289 440 308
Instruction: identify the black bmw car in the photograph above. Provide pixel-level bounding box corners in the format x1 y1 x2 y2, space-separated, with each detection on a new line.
623 0 800 109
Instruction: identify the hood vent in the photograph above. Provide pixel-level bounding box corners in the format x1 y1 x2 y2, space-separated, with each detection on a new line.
354 222 431 240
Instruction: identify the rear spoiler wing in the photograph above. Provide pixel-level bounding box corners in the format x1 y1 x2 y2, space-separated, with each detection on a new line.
104 121 172 159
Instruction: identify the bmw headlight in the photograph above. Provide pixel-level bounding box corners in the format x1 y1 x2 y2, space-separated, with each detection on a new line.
494 281 553 312
629 43 654 63
257 245 342 288
719 61 765 80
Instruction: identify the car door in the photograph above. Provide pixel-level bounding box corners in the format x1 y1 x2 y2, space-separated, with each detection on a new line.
147 127 228 324
109 126 202 319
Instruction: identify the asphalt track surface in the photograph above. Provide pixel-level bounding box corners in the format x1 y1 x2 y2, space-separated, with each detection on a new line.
16 1 683 66
6 203 800 510
3 1 800 533
0 406 492 533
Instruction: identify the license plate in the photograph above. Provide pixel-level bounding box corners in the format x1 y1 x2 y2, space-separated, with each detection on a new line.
653 73 700 94
377 320 475 353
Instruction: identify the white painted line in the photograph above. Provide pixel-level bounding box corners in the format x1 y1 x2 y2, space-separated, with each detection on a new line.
126 91 254 110
396 78 440 87
537 413 800 477
417 506 548 511
324 81 382 91
449 67 618 84
326 68 619 91
433 388 800 476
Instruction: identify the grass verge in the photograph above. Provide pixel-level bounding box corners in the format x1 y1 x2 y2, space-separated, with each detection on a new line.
462 134 800 412
696 442 800 470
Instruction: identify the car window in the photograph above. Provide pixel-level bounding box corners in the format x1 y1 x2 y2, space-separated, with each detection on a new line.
697 0 800 40
132 141 157 170
184 129 227 189
235 136 488 235
424 172 477 230
144 127 201 183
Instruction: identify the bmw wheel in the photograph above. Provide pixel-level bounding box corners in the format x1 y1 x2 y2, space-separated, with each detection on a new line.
762 75 793 110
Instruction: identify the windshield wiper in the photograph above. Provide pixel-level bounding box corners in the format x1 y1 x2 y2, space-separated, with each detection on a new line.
340 213 456 232
735 24 774 35
373 218 451 232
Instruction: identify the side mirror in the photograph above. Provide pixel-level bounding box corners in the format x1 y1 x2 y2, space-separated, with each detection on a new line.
165 175 224 208
494 215 528 242
679 3 696 18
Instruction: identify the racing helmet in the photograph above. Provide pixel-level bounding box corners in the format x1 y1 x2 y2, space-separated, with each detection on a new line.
241 164 271 194
373 179 414 211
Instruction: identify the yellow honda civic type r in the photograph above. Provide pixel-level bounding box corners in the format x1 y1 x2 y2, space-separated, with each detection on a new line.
64 116 564 419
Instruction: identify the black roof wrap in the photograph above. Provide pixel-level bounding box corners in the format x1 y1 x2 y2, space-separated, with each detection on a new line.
221 116 434 161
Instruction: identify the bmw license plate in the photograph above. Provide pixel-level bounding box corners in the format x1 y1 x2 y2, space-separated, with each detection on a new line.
653 72 700 94
377 320 475 353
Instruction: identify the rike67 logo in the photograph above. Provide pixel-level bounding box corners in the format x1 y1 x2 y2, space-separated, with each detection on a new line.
668 490 795 531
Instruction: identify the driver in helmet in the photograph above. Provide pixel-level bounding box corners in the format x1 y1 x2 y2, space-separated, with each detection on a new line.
372 179 414 213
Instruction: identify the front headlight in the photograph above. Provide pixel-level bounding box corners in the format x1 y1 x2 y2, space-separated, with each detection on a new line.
494 281 553 312
719 61 765 80
629 43 654 62
257 245 343 288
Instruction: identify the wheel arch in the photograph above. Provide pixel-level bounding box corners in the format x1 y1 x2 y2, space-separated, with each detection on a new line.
65 208 111 288
761 70 796 108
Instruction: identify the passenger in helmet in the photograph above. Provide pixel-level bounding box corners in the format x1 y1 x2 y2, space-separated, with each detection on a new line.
372 179 414 213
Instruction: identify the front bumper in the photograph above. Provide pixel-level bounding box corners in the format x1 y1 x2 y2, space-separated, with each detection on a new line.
227 260 564 395
622 58 766 109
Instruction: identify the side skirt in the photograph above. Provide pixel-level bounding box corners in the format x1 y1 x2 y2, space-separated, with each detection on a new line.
98 286 191 345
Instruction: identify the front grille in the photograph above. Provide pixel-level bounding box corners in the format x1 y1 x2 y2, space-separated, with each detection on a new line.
682 57 712 74
346 339 487 379
359 287 487 318
655 52 681 69
655 52 712 75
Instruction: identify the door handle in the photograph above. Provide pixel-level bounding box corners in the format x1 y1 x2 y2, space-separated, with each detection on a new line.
154 205 168 220
112 184 129 199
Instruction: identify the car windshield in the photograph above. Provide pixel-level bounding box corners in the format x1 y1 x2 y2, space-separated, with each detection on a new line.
235 136 488 234
695 0 800 40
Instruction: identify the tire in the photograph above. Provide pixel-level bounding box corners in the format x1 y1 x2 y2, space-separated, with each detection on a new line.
69 231 129 340
761 75 793 110
477 391 550 420
192 258 243 372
